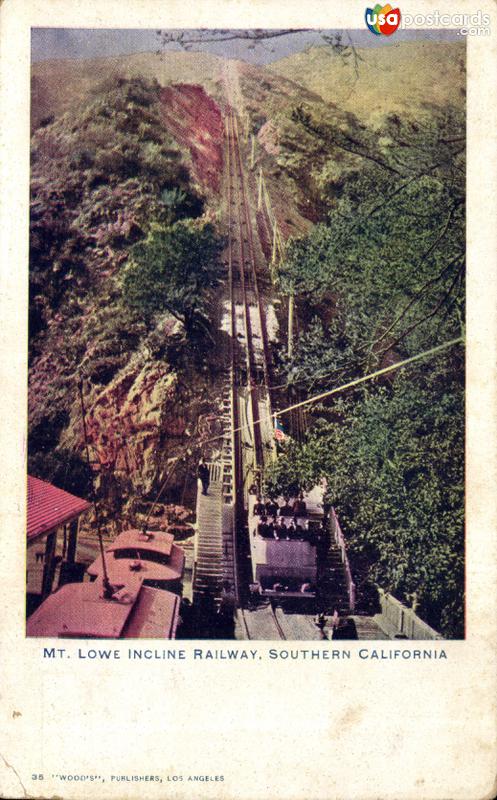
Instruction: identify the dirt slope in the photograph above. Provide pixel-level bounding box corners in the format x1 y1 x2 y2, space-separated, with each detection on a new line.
159 84 224 191
270 41 466 123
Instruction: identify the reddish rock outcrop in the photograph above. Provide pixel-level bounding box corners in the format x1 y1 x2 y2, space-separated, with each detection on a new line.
159 84 224 192
60 364 175 494
257 120 280 156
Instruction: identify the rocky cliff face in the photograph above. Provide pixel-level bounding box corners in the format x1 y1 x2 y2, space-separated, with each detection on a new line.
68 349 218 507
159 84 224 192
28 75 225 522
27 53 343 522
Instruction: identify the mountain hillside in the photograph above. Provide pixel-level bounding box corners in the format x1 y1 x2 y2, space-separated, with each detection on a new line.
28 75 225 524
31 51 225 131
270 41 466 123
28 39 465 635
31 49 328 132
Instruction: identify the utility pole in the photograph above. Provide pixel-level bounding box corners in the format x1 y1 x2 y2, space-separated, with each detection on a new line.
271 222 278 264
287 294 295 359
78 378 113 599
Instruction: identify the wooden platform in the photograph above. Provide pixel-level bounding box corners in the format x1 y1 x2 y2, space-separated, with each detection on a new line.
351 615 392 640
193 473 224 606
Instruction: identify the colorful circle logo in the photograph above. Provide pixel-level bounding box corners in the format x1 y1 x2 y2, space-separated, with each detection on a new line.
365 4 401 35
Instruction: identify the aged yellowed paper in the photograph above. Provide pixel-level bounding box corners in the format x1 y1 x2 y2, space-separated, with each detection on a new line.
1 0 496 797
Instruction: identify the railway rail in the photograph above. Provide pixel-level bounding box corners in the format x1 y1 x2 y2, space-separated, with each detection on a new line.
196 108 353 635
238 602 288 641
226 111 273 470
223 110 277 607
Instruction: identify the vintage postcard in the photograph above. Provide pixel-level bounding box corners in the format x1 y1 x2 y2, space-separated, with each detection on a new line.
1 0 496 798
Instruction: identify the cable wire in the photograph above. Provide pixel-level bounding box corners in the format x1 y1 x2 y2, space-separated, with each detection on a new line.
201 336 464 447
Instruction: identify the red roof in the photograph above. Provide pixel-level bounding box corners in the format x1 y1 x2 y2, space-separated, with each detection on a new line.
107 529 174 556
27 475 91 542
26 581 180 639
86 529 183 584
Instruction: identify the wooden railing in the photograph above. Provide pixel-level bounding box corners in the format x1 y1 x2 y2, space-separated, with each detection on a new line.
329 510 443 638
376 589 443 640
330 507 356 612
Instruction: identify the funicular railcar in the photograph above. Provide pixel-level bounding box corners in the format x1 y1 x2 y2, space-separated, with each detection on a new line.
248 486 326 600
87 528 185 592
26 576 181 639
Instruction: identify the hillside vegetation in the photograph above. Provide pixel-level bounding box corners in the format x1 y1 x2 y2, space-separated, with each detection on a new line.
31 51 225 131
264 100 465 637
270 41 466 122
29 75 223 514
30 39 466 635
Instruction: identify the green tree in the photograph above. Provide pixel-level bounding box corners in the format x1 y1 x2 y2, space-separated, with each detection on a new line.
122 220 224 337
264 348 464 638
278 106 465 392
267 104 465 637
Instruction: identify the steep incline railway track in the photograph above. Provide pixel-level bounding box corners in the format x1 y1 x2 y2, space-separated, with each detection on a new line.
195 108 353 637
226 111 273 473
224 110 276 606
195 109 279 620
192 105 363 639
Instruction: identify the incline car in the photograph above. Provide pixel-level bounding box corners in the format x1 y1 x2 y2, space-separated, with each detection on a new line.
87 528 185 592
26 576 180 639
248 486 327 599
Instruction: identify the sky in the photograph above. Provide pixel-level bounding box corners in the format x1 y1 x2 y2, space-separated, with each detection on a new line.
31 28 460 64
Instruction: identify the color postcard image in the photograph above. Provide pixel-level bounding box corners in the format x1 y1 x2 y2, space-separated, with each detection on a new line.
26 25 465 642
1 1 496 798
